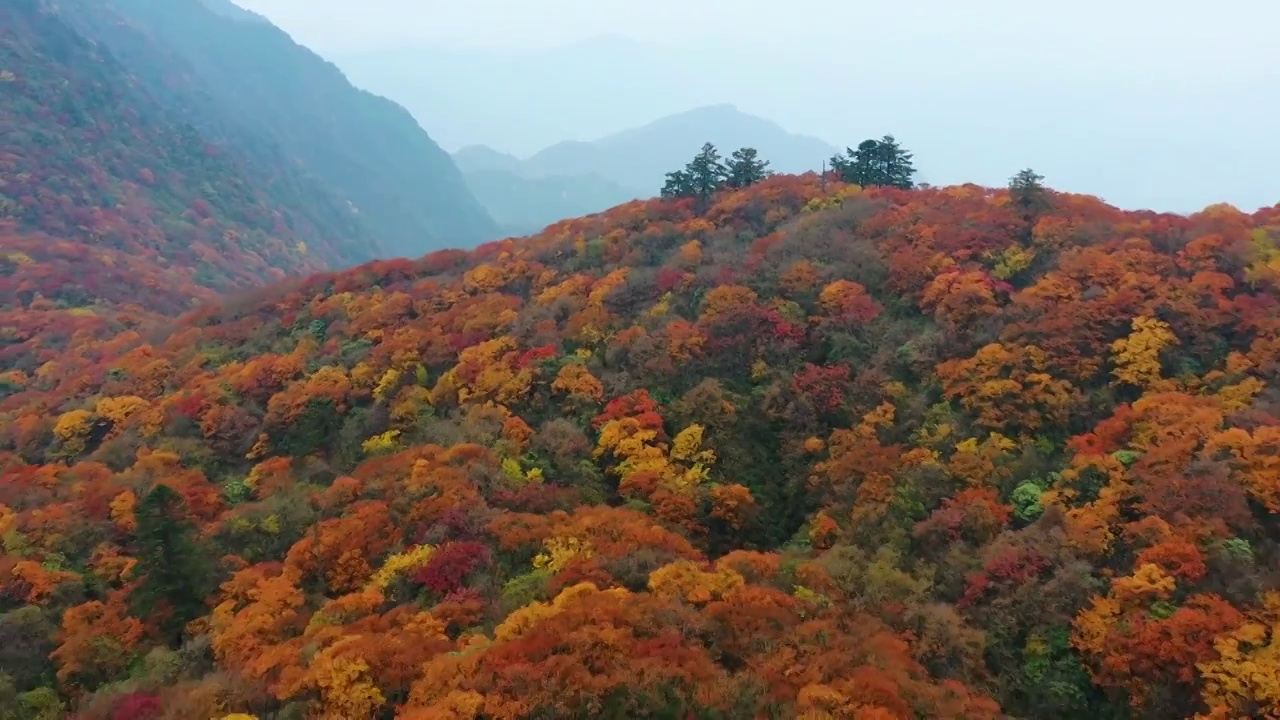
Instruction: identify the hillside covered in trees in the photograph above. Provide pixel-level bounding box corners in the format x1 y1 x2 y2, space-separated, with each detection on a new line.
58 0 497 255
2 156 1280 718
2 0 498 275
1 0 391 391
4 0 507 390
0 0 374 287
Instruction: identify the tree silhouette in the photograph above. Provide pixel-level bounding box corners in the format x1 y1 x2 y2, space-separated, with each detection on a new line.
1009 168 1049 212
660 169 694 199
662 142 728 210
830 135 916 189
687 142 728 204
725 147 772 189
1009 168 1050 241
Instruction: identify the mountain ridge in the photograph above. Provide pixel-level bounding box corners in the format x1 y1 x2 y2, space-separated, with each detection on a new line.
452 145 525 175
527 103 839 190
461 167 641 238
196 0 269 23
331 37 728 156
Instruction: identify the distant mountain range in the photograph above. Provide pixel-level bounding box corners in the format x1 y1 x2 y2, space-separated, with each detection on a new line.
332 35 843 237
526 104 839 191
331 30 1280 215
451 104 841 236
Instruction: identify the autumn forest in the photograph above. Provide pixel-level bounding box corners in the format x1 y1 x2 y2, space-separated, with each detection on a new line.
4 1 1280 719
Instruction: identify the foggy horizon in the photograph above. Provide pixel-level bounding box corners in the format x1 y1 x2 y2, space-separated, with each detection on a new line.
233 0 1278 214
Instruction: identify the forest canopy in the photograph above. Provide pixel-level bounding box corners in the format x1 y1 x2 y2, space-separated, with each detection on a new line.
3 165 1280 718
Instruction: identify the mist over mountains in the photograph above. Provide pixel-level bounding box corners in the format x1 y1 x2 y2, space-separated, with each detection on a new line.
330 26 1277 214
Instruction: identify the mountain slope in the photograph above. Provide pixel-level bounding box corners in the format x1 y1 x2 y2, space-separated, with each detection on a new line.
452 145 525 175
37 0 383 265
67 0 498 256
196 0 270 23
454 143 647 235
573 104 834 189
0 0 363 286
2 172 1279 717
1 0 389 380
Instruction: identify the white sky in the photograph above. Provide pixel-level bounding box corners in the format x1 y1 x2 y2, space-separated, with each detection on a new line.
233 0 1276 56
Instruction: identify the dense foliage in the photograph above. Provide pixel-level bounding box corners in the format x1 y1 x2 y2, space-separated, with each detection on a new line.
1 0 386 391
3 164 1280 718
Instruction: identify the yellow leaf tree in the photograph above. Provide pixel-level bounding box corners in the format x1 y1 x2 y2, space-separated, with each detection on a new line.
1110 315 1178 389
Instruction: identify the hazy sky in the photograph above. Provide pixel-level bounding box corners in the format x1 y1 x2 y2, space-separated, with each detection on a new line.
235 0 1275 57
234 0 1279 213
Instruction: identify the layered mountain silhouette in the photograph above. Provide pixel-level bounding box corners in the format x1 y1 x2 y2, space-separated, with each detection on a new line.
452 146 526 175
526 104 839 190
457 168 640 238
451 104 841 235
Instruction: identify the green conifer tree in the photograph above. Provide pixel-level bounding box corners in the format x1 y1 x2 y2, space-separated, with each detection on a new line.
661 169 694 198
873 135 916 189
131 484 215 643
833 136 916 189
725 147 772 189
686 142 727 207
1009 168 1049 212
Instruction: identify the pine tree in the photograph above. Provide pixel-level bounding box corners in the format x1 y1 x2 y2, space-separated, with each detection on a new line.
686 142 727 206
131 484 215 643
1009 168 1049 212
828 150 852 180
848 139 881 186
724 147 772 189
661 143 728 211
833 136 916 189
661 169 693 199
874 135 916 189
1008 168 1050 243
